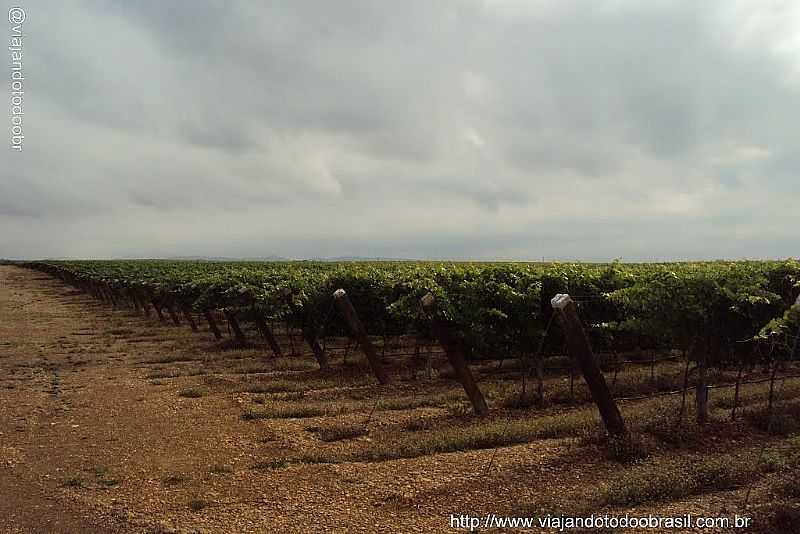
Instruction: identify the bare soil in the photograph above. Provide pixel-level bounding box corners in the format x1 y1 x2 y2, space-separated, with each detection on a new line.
0 266 794 533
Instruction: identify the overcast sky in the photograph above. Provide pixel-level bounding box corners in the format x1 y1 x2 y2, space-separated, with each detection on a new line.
3 0 799 261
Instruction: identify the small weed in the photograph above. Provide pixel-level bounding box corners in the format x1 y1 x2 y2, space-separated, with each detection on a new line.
269 405 329 419
403 418 435 431
242 408 270 421
379 391 461 411
774 471 800 499
188 499 209 512
233 363 270 374
447 402 472 417
146 370 180 379
241 378 333 394
210 465 233 475
253 459 289 470
762 437 800 473
603 432 651 463
107 328 134 336
600 455 758 507
162 475 189 486
635 409 705 449
501 390 542 410
178 387 208 398
245 401 343 419
299 410 599 464
316 424 368 442
258 432 280 443
749 503 800 534
269 358 318 372
91 466 108 477
745 406 800 436
144 354 198 364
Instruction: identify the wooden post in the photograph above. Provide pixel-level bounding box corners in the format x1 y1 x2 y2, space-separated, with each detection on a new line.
151 300 166 323
181 305 199 332
203 309 222 340
167 303 182 326
254 315 283 357
135 289 151 317
791 297 800 360
93 282 106 301
551 294 626 437
104 283 117 308
536 354 545 403
100 283 111 303
420 293 488 416
650 349 656 381
140 297 151 317
679 354 691 418
569 362 576 402
333 289 390 385
731 359 744 421
693 339 709 425
223 309 246 343
128 288 141 311
302 327 330 370
767 358 779 423
696 362 708 424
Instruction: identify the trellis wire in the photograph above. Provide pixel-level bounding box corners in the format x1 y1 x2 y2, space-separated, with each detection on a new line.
481 314 557 478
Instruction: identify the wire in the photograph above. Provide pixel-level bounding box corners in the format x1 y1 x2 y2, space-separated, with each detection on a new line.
482 314 557 478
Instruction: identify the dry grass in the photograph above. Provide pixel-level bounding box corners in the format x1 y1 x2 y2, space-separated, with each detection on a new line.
600 454 759 507
144 354 200 364
234 357 319 374
188 499 209 512
252 459 289 470
749 503 800 534
209 465 233 475
314 423 369 442
162 475 190 486
178 387 208 398
603 432 652 463
297 409 600 464
242 401 343 420
240 378 335 394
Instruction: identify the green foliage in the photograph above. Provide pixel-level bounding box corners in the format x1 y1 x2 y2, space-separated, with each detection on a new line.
28 259 800 366
608 262 794 365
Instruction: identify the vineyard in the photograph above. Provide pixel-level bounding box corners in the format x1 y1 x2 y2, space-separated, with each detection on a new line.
3 259 800 532
23 259 800 417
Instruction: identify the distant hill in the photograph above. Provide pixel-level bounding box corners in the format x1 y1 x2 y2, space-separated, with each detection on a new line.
310 256 415 262
166 256 288 262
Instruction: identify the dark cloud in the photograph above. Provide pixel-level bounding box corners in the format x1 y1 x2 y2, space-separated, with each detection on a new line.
1 0 798 260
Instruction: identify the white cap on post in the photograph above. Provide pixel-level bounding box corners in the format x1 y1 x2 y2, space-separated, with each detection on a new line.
420 292 436 308
551 293 573 310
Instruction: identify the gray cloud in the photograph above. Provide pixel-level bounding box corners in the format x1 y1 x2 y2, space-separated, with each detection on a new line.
1 0 799 260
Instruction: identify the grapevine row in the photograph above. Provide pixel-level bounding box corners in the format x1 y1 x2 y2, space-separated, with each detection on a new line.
24 259 800 368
